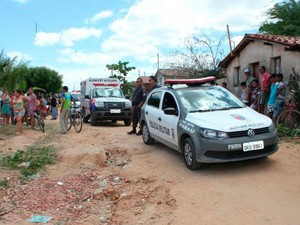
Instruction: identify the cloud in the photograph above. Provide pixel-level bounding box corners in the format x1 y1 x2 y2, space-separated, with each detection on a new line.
6 51 32 62
97 0 280 64
12 0 29 3
53 0 281 75
57 48 116 66
85 10 114 24
34 27 102 47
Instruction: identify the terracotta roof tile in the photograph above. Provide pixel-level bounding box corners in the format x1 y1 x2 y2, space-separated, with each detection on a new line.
219 34 300 68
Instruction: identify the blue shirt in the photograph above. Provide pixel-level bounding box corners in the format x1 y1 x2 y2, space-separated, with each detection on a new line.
268 83 278 105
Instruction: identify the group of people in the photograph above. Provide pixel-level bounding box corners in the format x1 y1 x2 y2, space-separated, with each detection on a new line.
1 88 36 135
0 87 60 135
240 66 287 121
127 75 160 135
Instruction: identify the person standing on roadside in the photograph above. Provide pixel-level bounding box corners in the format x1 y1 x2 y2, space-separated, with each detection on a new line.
273 73 287 122
249 79 260 111
12 89 29 135
50 93 58 120
257 66 271 114
1 90 11 125
267 74 277 119
59 86 71 134
28 87 36 129
240 82 250 106
128 78 145 135
244 68 254 87
0 88 3 114
148 75 160 91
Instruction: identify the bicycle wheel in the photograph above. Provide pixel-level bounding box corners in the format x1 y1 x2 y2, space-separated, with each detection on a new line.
36 117 45 133
73 112 83 133
277 110 300 130
67 113 72 131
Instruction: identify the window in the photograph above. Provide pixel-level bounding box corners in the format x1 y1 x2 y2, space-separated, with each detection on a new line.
234 67 240 87
148 91 162 108
272 57 281 73
162 92 177 110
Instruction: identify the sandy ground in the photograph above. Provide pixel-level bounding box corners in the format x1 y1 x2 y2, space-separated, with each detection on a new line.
0 119 300 225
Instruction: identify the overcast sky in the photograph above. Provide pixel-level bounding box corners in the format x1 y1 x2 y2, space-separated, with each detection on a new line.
0 0 280 90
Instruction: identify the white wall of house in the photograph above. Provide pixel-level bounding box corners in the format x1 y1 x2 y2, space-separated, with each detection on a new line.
226 40 300 96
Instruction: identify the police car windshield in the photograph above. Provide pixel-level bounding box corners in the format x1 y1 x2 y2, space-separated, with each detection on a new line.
176 86 244 113
94 88 123 98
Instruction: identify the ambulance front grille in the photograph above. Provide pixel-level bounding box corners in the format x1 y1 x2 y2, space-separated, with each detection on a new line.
105 102 124 108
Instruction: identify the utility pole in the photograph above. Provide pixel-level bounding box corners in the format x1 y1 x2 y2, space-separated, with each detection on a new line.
226 25 233 56
157 53 160 70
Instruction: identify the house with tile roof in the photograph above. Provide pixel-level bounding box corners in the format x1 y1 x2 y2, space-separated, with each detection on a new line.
154 69 191 86
219 34 300 95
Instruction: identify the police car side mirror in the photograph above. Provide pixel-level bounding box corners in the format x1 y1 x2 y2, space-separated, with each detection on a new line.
164 107 178 116
85 95 90 99
125 95 130 99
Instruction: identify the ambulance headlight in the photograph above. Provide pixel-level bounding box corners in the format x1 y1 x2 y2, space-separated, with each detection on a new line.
125 101 131 107
201 129 229 140
95 101 104 107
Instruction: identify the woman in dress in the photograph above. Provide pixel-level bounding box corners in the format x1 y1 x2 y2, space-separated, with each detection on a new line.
1 90 12 125
12 90 29 135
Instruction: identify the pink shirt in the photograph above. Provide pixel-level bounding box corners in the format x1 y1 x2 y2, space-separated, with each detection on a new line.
260 72 271 91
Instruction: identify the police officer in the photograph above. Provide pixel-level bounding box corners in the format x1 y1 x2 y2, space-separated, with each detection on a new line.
128 77 145 135
148 75 160 91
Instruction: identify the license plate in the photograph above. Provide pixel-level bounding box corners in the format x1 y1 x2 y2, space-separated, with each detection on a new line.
243 141 264 152
110 109 121 113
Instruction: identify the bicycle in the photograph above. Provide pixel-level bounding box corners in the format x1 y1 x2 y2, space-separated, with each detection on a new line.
67 105 83 133
276 69 300 130
28 111 45 133
276 100 300 130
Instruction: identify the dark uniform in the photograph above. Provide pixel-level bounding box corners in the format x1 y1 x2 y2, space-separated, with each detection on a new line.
129 86 145 134
151 84 160 91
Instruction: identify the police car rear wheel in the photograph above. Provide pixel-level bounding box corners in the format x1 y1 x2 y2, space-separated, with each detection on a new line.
183 138 200 170
142 122 154 145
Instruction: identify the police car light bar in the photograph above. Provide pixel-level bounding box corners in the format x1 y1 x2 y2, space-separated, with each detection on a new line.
165 76 216 85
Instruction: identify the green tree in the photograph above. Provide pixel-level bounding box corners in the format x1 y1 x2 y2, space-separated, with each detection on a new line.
106 61 136 95
0 50 28 92
259 0 300 36
25 67 63 95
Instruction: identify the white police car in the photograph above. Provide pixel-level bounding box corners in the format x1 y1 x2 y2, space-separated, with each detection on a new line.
140 76 278 170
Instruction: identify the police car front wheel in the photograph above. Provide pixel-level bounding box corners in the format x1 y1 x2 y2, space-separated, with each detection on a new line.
182 138 201 170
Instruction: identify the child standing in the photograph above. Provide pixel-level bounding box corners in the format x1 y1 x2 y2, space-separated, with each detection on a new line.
267 74 277 118
250 79 260 111
240 81 250 106
273 73 287 121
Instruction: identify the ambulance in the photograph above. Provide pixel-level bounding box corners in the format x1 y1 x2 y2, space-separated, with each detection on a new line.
80 78 132 126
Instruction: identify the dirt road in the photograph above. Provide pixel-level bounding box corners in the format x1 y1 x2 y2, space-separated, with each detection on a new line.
0 120 300 225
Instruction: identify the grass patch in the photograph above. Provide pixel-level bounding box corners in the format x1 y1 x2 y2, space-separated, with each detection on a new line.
0 146 56 178
0 179 9 187
0 125 16 136
277 124 300 138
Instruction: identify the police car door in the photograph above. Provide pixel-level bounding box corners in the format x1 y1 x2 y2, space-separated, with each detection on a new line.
144 91 162 139
160 92 179 150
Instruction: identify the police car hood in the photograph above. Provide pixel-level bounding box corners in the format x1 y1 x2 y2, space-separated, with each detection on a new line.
185 107 272 132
